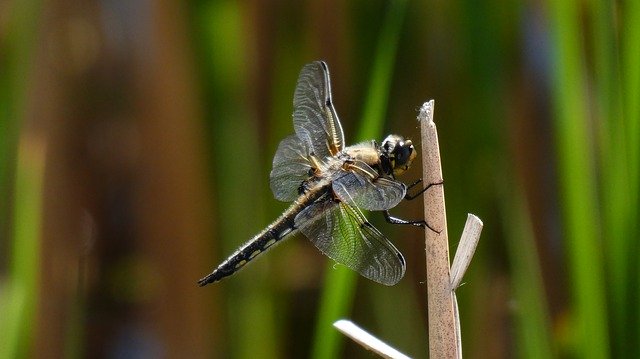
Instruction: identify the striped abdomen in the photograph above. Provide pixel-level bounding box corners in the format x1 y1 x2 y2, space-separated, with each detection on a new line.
197 184 328 286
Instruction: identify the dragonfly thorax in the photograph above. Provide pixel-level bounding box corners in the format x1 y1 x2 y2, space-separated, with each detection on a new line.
342 141 380 167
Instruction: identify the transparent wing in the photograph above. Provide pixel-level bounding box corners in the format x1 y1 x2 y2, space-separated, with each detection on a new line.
294 197 406 286
270 134 314 201
293 61 345 159
331 161 407 211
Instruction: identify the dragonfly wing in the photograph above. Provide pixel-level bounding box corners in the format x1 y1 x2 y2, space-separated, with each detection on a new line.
332 163 407 211
293 61 345 158
295 198 406 286
270 134 314 202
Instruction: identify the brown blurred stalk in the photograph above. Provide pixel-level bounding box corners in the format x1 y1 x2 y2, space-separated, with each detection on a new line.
23 0 216 357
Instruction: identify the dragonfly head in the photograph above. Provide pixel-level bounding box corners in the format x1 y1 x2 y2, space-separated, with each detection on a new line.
380 135 417 177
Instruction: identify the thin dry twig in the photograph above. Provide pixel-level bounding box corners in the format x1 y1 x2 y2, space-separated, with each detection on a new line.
450 214 483 289
419 100 458 358
451 214 483 357
333 320 411 359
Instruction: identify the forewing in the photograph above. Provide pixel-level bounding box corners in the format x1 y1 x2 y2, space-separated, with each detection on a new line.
332 162 407 211
270 134 314 201
294 198 406 286
293 61 345 158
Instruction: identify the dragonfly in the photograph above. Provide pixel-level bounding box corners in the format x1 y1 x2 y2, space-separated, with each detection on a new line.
198 61 429 286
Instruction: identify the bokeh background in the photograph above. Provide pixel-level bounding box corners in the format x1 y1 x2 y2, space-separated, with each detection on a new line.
1 0 638 358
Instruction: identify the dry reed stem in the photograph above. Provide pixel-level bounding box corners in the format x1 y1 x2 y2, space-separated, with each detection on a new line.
419 100 458 358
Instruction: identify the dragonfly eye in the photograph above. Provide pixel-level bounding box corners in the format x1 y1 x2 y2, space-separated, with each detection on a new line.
391 140 416 176
380 135 416 176
381 135 400 154
395 145 411 165
382 140 392 152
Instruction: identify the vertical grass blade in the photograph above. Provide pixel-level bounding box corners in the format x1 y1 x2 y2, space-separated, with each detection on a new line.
589 0 631 355
621 0 640 211
546 0 610 357
357 0 409 141
191 1 280 358
309 266 359 359
620 0 640 352
310 1 408 358
502 185 555 359
0 0 41 206
0 1 43 357
1 137 46 358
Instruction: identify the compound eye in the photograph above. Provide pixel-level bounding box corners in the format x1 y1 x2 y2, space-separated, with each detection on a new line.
383 141 391 152
381 135 398 152
395 146 411 165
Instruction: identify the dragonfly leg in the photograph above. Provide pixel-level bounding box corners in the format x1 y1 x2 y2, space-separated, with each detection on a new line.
406 178 423 190
404 179 444 200
383 210 440 233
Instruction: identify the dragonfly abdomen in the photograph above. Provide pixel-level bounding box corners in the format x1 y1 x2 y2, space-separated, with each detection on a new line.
198 182 331 287
197 220 295 286
197 185 328 286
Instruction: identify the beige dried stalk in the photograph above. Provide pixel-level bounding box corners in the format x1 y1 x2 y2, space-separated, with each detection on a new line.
419 100 458 358
419 100 483 358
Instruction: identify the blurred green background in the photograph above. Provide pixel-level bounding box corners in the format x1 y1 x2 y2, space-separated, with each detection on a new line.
1 0 638 358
